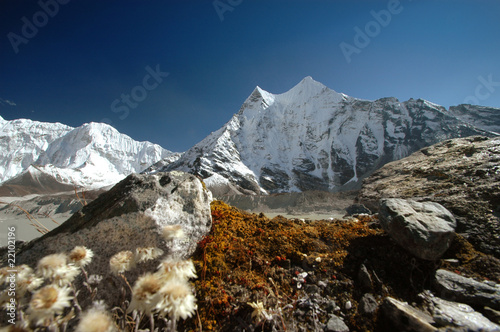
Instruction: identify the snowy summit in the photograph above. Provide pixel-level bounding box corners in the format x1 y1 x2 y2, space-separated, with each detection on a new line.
155 76 497 195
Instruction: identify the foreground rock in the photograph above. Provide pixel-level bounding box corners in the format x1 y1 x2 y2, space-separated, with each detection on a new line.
358 136 500 257
420 291 500 331
381 293 500 331
434 269 500 310
379 198 457 260
325 315 350 332
1 171 212 305
380 297 437 332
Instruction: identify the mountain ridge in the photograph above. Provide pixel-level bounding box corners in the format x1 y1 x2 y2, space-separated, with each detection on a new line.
0 118 180 192
2 77 499 196
154 77 498 195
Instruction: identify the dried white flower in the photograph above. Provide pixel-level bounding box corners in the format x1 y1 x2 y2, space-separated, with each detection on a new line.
28 285 73 326
248 301 272 322
37 253 80 285
68 246 94 268
36 253 67 279
87 274 103 285
76 305 117 332
156 279 197 321
134 247 164 263
156 258 196 281
127 272 164 315
0 264 33 284
109 250 135 275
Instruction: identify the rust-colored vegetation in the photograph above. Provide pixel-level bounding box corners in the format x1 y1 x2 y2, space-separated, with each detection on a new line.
182 200 497 332
190 201 381 331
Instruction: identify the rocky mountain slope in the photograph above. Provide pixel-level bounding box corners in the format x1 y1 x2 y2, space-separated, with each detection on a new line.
154 77 498 195
358 135 500 258
448 104 500 134
0 116 180 192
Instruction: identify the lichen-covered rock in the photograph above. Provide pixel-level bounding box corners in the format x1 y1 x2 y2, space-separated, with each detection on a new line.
379 198 456 260
2 171 212 306
358 136 500 257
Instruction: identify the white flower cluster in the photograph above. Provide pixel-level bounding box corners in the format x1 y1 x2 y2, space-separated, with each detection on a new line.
119 225 198 327
0 224 196 331
0 245 117 331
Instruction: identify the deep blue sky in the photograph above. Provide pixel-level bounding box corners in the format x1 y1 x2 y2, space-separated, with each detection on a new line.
1 0 499 152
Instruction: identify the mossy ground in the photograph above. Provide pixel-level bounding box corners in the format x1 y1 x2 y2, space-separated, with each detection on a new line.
180 200 499 332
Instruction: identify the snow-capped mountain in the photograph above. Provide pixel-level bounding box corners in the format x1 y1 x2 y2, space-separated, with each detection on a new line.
155 76 497 195
0 116 179 190
0 116 72 181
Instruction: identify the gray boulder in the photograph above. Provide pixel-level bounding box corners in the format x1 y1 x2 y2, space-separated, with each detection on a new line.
379 198 457 260
420 291 500 331
434 269 500 311
325 315 349 332
358 293 378 315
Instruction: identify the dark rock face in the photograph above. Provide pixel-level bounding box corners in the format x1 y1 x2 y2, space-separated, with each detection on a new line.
378 198 457 260
358 136 500 257
448 104 500 134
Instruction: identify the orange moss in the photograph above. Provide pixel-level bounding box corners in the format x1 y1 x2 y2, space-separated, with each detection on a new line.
191 200 381 330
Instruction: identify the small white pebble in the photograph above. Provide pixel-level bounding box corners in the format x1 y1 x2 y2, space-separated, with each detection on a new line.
315 257 321 262
345 301 352 310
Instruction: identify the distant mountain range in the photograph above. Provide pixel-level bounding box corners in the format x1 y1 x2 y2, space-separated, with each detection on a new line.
150 76 498 195
1 77 499 196
0 117 179 195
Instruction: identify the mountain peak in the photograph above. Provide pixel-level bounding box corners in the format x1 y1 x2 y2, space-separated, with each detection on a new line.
289 76 327 92
277 76 345 105
161 78 499 195
300 75 321 85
